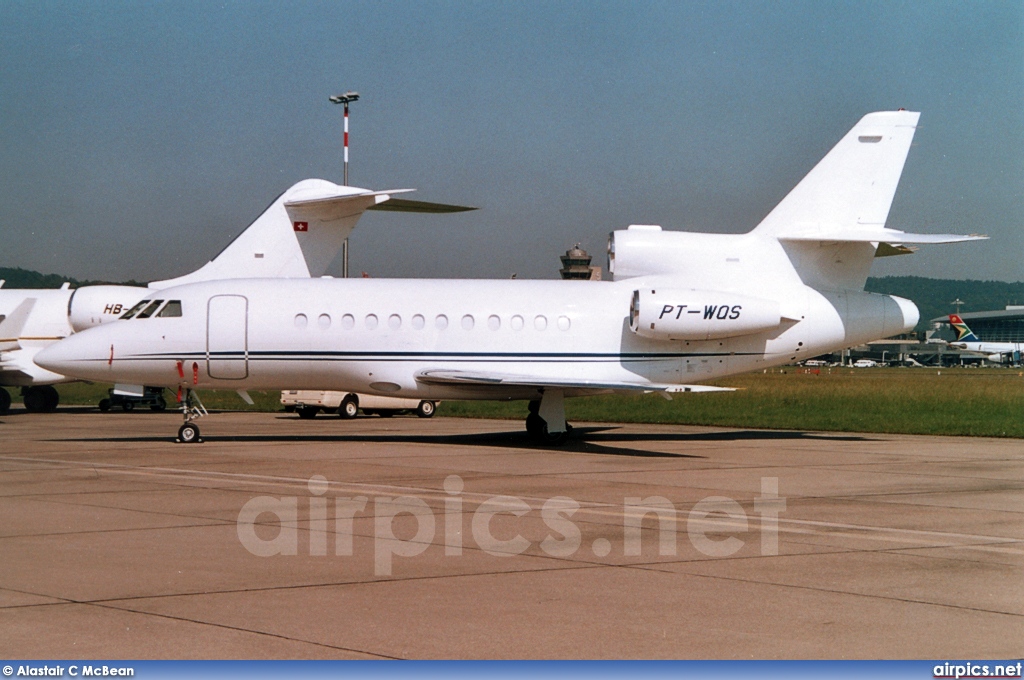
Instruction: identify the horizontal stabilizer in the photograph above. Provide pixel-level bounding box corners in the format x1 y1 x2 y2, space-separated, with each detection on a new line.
152 179 476 289
0 298 37 351
415 369 734 394
874 243 916 258
779 228 987 244
368 198 477 213
282 188 413 209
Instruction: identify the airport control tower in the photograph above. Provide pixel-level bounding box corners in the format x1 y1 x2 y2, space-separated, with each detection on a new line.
559 244 602 280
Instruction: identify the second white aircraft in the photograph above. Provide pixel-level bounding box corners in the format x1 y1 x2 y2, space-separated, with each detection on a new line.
37 111 986 442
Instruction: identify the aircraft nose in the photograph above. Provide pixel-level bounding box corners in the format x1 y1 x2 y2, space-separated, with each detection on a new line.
35 331 109 380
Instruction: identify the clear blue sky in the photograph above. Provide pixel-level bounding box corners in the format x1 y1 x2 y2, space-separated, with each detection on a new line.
1 0 1021 282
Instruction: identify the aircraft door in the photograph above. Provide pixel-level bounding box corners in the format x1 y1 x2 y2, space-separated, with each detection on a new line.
207 295 248 379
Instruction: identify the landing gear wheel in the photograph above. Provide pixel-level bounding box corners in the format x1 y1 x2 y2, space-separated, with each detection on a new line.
0 388 10 415
525 412 545 438
121 400 135 412
151 395 167 411
298 406 319 419
543 427 569 445
42 386 59 411
338 396 359 419
416 400 436 418
177 423 202 443
525 407 571 444
23 386 58 412
98 398 111 412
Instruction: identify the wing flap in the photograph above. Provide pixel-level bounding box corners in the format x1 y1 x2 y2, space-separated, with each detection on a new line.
415 369 734 394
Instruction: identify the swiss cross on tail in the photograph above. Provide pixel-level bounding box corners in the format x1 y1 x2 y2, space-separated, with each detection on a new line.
292 221 308 232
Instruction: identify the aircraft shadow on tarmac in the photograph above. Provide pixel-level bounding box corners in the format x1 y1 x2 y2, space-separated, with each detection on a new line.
53 421 876 459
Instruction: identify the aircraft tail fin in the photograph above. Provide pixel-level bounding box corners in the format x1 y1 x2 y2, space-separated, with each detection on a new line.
754 110 920 238
949 314 981 342
150 179 475 289
752 111 985 291
0 298 37 351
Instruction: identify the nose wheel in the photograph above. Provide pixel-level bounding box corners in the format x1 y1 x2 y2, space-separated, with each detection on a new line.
176 389 207 443
177 423 201 443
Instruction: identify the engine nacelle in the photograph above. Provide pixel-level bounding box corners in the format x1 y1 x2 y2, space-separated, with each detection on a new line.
630 288 783 341
68 285 148 332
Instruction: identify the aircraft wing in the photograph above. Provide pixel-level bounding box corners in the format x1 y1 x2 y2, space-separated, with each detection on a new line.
0 298 36 352
415 369 734 394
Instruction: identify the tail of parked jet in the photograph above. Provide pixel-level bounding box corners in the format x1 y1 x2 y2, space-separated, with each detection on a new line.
752 111 984 291
949 314 981 342
152 179 474 288
1 178 474 411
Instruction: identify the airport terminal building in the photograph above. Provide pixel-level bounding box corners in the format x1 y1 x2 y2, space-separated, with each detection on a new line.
810 306 1024 367
929 306 1024 343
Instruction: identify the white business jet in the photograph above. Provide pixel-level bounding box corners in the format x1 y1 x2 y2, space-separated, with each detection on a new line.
1 180 470 413
36 111 986 443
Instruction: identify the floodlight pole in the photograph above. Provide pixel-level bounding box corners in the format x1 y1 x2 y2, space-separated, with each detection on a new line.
330 91 360 277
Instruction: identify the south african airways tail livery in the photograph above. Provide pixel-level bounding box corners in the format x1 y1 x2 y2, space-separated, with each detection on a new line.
948 314 1022 363
36 111 986 442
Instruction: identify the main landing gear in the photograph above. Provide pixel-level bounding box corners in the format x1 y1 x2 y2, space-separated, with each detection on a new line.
176 389 208 443
525 389 572 444
23 385 60 412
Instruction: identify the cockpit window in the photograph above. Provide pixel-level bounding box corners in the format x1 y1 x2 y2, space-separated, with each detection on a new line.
120 300 150 320
135 300 164 319
156 300 183 318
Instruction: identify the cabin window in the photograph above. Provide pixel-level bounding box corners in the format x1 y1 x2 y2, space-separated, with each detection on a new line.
558 316 571 331
388 314 401 330
487 315 500 331
365 314 378 330
341 314 355 330
461 314 475 330
318 314 331 330
534 315 548 331
412 314 425 330
157 300 183 318
435 314 448 330
121 300 150 320
135 300 164 319
510 315 524 331
294 313 308 328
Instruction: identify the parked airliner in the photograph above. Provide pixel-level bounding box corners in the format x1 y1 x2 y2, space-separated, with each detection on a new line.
948 314 1022 363
36 111 985 442
0 181 471 413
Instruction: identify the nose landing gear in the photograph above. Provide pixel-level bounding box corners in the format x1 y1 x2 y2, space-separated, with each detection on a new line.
176 389 207 443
